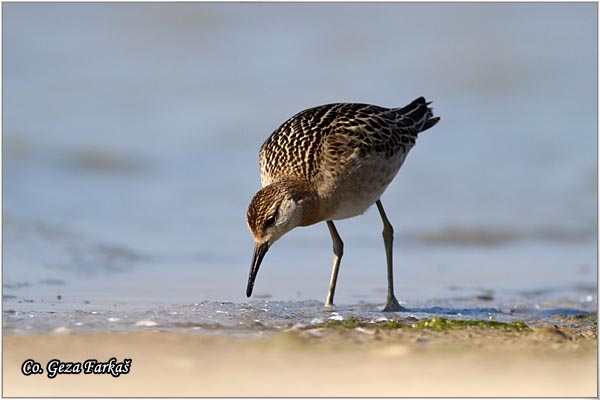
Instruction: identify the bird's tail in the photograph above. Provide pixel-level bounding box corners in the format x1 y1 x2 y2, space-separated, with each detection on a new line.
394 96 441 133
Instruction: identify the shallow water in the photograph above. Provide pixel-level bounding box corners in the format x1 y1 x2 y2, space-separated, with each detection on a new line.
4 295 596 336
3 3 597 334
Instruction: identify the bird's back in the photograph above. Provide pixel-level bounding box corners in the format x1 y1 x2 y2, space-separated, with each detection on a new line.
259 97 439 189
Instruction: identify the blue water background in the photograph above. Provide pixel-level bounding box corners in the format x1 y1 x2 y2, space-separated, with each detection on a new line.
3 4 597 318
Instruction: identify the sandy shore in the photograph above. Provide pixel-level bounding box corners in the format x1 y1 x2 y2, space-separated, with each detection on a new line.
3 321 597 397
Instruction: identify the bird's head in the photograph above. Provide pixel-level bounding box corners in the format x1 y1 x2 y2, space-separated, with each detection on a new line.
245 180 317 297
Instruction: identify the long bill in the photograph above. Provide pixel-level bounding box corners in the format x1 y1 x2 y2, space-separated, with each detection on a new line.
246 242 269 297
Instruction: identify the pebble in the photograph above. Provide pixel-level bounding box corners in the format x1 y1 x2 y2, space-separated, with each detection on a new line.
135 320 158 327
328 313 343 321
52 326 72 335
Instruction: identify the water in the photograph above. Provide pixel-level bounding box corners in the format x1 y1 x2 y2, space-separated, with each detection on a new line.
3 3 597 334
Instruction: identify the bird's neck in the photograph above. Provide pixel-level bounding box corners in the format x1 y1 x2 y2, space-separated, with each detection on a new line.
279 179 323 227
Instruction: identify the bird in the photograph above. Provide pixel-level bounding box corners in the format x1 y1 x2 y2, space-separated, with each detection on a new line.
245 97 440 311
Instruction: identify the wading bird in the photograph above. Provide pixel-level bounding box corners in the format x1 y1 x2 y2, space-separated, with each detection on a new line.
246 97 440 311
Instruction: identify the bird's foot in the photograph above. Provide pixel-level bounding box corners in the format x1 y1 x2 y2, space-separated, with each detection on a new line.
382 296 405 312
324 292 336 309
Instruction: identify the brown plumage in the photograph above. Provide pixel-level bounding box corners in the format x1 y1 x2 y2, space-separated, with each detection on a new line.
246 97 440 311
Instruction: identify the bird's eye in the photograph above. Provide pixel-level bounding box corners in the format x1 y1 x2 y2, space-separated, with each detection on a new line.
265 215 276 228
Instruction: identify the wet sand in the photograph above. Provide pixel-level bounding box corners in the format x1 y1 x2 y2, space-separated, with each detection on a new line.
4 321 597 397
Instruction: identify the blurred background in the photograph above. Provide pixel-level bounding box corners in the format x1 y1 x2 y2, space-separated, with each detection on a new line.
3 3 597 312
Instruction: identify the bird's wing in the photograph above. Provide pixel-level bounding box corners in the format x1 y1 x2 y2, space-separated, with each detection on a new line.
258 103 345 185
259 99 440 186
320 98 437 165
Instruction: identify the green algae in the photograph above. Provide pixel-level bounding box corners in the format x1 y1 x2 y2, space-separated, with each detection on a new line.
325 316 529 331
325 316 365 329
410 317 530 331
325 316 416 330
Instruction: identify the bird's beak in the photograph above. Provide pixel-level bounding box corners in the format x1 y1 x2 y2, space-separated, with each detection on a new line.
246 241 269 297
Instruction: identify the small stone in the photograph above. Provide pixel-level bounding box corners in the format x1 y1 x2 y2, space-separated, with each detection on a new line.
306 329 323 338
52 326 72 335
284 323 307 332
328 313 343 321
135 320 158 327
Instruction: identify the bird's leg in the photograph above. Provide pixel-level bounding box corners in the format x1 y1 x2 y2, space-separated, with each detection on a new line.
376 200 404 312
325 220 343 309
